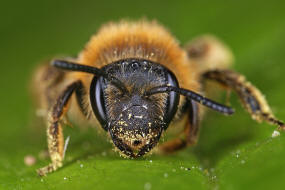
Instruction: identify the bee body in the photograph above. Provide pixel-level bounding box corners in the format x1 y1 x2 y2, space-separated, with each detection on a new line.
34 20 284 176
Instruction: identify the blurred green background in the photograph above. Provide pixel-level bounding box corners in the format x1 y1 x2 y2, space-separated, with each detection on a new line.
1 0 285 190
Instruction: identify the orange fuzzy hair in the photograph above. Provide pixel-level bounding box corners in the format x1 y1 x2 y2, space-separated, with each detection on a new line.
77 20 200 92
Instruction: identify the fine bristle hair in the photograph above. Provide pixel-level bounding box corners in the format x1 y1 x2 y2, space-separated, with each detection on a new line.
52 59 129 94
145 85 234 115
77 19 200 93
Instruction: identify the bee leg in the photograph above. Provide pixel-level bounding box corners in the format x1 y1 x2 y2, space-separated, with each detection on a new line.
203 69 284 130
37 81 81 176
157 136 187 153
185 100 200 144
158 100 200 153
74 81 91 119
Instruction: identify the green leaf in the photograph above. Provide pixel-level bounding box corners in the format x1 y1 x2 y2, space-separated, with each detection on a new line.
1 1 285 190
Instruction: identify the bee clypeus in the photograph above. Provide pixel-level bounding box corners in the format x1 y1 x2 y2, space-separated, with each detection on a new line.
33 20 284 176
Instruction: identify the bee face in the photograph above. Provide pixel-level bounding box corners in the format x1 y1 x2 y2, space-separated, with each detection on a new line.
90 59 180 157
109 102 164 157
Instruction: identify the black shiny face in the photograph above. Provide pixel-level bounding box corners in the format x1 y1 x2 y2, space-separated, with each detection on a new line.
90 59 179 157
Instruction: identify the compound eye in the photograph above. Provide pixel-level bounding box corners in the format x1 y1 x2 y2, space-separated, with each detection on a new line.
90 76 107 130
164 70 180 128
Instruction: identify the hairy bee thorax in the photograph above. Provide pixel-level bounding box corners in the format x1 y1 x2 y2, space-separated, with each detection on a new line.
77 20 200 93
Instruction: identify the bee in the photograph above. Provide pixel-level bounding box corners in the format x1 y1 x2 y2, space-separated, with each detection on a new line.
33 20 284 176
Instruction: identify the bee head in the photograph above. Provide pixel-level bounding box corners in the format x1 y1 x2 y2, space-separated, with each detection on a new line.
89 59 180 157
52 58 234 158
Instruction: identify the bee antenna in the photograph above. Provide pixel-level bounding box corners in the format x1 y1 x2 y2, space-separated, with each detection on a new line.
52 59 129 94
145 85 234 115
52 59 102 75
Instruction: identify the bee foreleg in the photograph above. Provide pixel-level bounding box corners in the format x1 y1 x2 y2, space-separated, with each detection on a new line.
158 137 187 153
158 101 200 153
203 69 284 130
185 100 200 144
75 81 91 119
37 80 82 176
